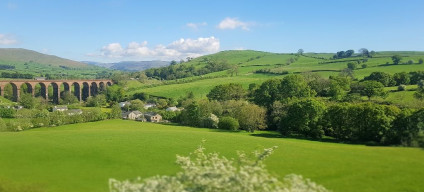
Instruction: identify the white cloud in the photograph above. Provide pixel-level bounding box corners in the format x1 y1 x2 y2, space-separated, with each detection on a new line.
186 22 207 30
0 34 17 45
91 36 220 61
218 17 252 31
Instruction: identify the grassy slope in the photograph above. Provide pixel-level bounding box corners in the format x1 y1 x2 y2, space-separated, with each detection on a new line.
0 48 110 78
0 120 423 192
131 50 424 103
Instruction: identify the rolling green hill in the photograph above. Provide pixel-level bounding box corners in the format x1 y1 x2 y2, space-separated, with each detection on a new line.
0 120 423 192
130 50 424 103
0 48 111 79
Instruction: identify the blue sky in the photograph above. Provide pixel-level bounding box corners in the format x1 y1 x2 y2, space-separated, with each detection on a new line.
1 0 423 62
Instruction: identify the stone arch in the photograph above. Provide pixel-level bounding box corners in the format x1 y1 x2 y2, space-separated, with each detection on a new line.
106 81 112 86
62 82 71 93
82 82 90 101
48 82 60 104
20 82 33 96
3 82 19 101
72 82 81 101
90 82 98 97
34 82 48 100
99 82 106 92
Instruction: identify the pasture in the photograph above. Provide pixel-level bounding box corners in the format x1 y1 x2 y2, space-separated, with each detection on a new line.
0 120 423 192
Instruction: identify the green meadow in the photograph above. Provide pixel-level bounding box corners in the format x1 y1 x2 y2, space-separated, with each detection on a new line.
0 120 423 192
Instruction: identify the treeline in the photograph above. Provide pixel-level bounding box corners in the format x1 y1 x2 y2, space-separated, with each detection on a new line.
363 71 424 86
179 74 424 147
0 65 15 70
0 72 34 79
144 59 230 80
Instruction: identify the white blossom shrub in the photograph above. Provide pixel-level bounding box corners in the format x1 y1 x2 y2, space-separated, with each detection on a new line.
109 143 329 192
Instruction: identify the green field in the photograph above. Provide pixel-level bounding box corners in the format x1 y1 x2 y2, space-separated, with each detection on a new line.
130 50 424 102
0 120 423 192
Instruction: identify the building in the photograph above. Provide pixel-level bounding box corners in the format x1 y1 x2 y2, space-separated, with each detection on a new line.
53 106 68 112
166 106 181 112
119 101 131 108
144 112 162 123
122 110 143 120
144 103 156 109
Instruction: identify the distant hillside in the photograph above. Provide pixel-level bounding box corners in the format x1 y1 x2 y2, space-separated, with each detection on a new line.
0 48 111 79
83 60 170 71
0 48 89 68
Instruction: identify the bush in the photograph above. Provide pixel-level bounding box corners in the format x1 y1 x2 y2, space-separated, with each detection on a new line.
109 145 329 192
419 58 423 64
361 64 368 68
397 84 406 91
218 116 239 131
407 60 414 64
0 107 15 118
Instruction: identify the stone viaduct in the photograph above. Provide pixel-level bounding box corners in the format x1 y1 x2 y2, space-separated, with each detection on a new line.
0 79 113 103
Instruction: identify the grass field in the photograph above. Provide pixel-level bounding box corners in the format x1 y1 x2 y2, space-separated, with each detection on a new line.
0 120 423 192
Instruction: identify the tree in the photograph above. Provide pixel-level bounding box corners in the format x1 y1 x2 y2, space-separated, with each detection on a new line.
227 65 239 76
358 48 369 57
280 98 326 138
106 85 125 102
364 72 395 87
19 93 36 109
359 81 387 100
109 103 122 119
419 58 423 64
61 91 79 105
345 50 355 57
253 79 282 107
129 99 144 111
347 62 358 70
328 76 351 101
207 83 246 101
279 75 315 101
170 60 177 65
393 72 410 86
86 95 107 107
297 49 304 55
391 55 402 65
414 80 424 100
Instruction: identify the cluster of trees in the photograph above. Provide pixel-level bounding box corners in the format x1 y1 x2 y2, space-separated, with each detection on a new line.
333 49 355 59
254 69 289 75
197 74 424 146
391 55 423 65
0 65 15 70
0 72 34 79
178 99 266 132
272 99 424 146
144 59 230 80
363 71 424 87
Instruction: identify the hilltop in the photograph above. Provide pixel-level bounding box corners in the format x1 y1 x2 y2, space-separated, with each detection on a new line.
0 48 111 79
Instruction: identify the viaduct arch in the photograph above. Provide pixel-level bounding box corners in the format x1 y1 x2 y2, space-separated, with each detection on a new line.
0 79 113 103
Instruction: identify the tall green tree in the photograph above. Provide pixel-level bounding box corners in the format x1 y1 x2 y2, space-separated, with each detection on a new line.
391 55 402 65
360 81 387 100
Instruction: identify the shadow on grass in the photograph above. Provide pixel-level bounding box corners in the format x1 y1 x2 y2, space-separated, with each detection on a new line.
250 132 389 146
